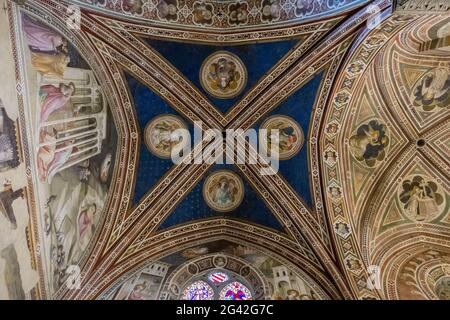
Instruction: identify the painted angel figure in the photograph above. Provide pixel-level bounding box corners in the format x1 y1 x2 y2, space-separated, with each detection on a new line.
39 83 76 123
399 176 443 221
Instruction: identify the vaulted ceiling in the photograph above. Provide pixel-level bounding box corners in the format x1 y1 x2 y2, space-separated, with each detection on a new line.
0 0 449 300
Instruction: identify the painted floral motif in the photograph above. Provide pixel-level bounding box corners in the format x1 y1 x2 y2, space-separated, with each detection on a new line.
228 2 248 25
193 2 213 25
157 0 178 21
366 35 384 47
334 92 350 105
345 256 362 272
349 120 389 167
399 175 445 222
121 0 143 14
295 0 315 17
334 221 350 238
261 0 280 22
412 67 450 111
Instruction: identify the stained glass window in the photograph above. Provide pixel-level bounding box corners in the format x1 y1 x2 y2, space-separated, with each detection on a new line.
208 272 229 284
181 281 214 300
219 281 252 300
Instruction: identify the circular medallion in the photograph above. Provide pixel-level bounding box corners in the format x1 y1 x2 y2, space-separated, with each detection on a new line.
398 175 446 222
144 114 189 159
259 115 304 160
203 170 244 212
200 51 247 99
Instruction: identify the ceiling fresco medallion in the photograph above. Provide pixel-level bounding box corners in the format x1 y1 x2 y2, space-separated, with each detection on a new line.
398 175 446 222
144 114 189 159
348 119 389 167
199 51 247 99
203 170 245 212
259 115 304 160
435 275 450 300
411 67 450 111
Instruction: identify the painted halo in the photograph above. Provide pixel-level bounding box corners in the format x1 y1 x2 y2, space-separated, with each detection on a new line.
259 115 304 160
144 114 189 159
200 51 247 99
203 170 245 212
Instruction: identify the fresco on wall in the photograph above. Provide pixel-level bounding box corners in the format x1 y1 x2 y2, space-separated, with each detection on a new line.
18 14 117 293
0 6 42 299
109 240 321 300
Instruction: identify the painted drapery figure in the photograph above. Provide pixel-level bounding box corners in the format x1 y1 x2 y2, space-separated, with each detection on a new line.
0 99 19 172
0 179 24 230
399 175 444 221
349 119 389 167
413 67 450 110
22 15 66 53
39 83 75 123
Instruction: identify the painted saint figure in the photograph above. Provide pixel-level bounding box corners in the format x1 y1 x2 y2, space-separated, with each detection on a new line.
31 52 70 77
128 281 148 300
77 203 97 250
204 170 244 212
260 116 303 160
37 129 74 182
39 83 75 123
208 57 240 92
413 67 450 110
213 177 235 206
145 115 188 159
22 15 66 53
399 175 444 221
99 153 112 184
268 126 298 154
349 120 389 167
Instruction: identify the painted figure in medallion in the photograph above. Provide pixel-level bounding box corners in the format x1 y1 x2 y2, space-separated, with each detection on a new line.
412 67 450 110
349 119 389 167
399 175 444 222
260 115 304 160
200 52 247 99
144 115 188 159
203 170 244 212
